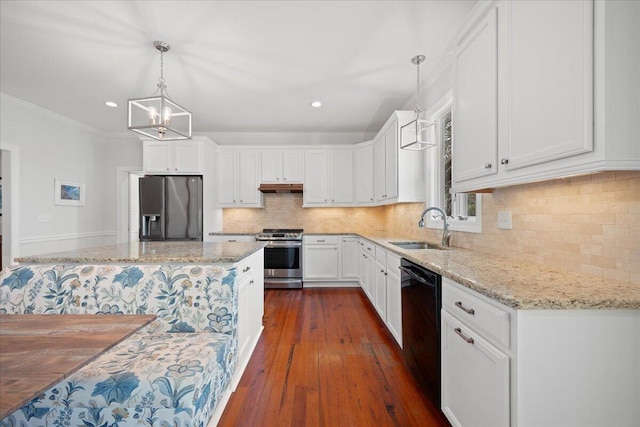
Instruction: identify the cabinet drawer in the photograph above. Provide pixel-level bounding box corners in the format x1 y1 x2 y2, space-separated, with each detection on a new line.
442 277 511 349
375 246 387 263
304 235 339 245
236 258 254 282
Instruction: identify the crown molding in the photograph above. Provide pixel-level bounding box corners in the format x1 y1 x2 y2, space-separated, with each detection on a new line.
0 92 101 135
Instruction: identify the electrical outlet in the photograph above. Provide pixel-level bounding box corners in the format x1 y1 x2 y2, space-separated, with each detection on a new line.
497 210 512 230
38 214 52 223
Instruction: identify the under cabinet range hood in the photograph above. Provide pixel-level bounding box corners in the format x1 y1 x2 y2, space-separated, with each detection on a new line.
258 183 303 193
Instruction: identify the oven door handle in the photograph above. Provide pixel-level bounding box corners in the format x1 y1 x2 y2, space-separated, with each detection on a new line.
399 265 434 288
265 241 302 248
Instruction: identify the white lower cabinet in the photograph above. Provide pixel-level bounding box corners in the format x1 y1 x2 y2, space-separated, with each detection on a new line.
385 253 402 347
303 235 339 281
373 258 387 321
234 248 264 388
442 310 510 427
441 276 640 426
341 237 360 280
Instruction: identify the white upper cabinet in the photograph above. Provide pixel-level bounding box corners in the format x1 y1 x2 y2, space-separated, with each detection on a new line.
303 150 329 205
375 111 425 204
330 150 355 204
217 150 263 207
452 0 640 193
355 144 374 205
260 150 304 183
502 0 593 171
303 149 354 206
143 140 203 174
453 7 498 183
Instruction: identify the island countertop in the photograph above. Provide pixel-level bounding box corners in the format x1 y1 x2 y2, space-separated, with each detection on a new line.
15 241 266 264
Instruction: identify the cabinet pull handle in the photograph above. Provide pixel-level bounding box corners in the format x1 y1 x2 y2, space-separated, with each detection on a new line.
228 239 237 242
501 158 509 165
484 163 492 169
243 266 251 273
455 301 475 315
250 280 254 285
454 328 475 344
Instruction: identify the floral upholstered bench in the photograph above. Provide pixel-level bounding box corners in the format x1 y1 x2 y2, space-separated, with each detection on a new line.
0 263 238 427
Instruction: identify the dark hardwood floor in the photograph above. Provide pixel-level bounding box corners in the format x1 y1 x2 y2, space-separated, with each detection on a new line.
219 288 450 427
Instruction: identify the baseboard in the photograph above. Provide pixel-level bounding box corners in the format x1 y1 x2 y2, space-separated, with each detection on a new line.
303 281 359 288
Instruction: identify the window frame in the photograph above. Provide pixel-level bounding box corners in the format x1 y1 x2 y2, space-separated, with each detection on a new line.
424 89 482 234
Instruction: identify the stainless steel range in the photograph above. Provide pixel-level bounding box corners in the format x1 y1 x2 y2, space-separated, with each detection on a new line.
256 229 303 289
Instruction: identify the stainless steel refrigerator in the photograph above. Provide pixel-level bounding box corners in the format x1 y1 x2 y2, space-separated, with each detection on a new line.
139 175 203 241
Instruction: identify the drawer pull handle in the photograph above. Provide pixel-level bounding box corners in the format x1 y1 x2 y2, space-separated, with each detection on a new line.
228 239 237 242
250 280 254 285
454 328 475 344
455 301 475 315
243 266 251 273
317 239 325 242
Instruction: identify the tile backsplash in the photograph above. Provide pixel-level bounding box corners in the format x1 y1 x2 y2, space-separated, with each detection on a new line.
223 171 639 284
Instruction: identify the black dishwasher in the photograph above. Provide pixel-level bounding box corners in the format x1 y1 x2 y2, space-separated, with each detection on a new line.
400 258 442 410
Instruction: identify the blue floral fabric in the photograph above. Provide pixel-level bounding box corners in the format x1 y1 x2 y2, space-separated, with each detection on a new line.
1 333 233 427
0 264 237 334
0 263 239 427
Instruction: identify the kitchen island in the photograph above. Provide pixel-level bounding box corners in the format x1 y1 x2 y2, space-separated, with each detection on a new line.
3 241 266 427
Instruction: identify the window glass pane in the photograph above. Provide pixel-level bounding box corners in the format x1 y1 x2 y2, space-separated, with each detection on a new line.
443 111 452 216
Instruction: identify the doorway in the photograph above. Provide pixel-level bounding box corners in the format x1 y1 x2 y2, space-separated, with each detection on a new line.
1 145 20 267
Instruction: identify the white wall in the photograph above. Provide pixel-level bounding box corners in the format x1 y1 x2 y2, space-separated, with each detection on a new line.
0 94 121 258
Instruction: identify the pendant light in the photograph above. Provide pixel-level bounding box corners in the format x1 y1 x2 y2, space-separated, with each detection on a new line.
400 54 435 150
128 41 192 140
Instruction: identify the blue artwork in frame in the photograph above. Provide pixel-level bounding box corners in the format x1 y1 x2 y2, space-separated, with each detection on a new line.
54 179 85 206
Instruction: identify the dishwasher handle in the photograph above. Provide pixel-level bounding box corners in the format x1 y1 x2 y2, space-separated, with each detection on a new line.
399 265 435 288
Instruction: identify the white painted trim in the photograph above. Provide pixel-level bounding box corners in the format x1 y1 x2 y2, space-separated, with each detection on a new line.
0 92 99 135
20 231 116 244
1 144 21 266
424 90 482 234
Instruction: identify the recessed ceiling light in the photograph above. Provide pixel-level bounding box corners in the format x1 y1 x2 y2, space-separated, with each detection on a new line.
105 101 118 108
310 101 322 108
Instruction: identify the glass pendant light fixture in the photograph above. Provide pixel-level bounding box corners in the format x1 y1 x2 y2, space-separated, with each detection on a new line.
128 41 192 140
400 54 435 150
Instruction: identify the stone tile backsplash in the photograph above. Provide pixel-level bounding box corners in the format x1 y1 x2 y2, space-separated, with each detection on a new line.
223 171 640 284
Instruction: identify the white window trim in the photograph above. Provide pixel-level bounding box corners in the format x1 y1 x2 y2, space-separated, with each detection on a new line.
424 89 482 234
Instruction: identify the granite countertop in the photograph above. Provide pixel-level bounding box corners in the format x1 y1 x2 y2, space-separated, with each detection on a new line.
360 234 640 310
15 241 267 265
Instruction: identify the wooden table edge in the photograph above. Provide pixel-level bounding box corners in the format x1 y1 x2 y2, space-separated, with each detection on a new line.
0 314 156 419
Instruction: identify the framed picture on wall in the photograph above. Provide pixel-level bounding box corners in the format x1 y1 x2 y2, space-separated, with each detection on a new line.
54 179 85 206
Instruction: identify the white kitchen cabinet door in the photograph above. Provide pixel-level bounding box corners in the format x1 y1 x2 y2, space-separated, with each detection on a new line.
383 125 398 200
303 150 329 205
453 7 498 183
355 145 374 204
238 150 261 205
261 150 304 183
373 137 387 202
441 310 510 427
143 141 172 173
385 261 402 347
502 0 593 171
217 151 238 205
217 150 262 207
173 141 201 173
373 258 387 321
330 150 354 204
341 237 360 280
260 150 281 183
303 244 339 280
143 141 202 174
364 251 375 302
282 150 304 182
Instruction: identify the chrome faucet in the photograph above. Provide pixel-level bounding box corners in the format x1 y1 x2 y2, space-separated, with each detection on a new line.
418 206 451 248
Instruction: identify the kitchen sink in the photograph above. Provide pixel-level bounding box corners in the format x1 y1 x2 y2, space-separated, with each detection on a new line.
389 241 447 250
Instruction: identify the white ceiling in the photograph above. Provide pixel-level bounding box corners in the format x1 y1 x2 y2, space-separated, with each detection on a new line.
0 1 476 138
